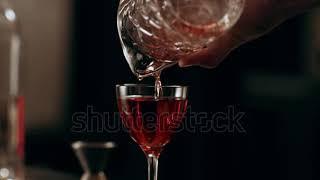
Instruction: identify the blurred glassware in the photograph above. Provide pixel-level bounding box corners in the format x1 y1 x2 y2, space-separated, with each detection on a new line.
71 141 117 180
0 0 24 179
117 0 245 78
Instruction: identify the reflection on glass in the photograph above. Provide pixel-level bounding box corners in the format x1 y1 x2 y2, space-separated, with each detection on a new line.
0 0 24 179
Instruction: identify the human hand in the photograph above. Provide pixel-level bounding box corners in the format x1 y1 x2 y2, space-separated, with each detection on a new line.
178 0 319 68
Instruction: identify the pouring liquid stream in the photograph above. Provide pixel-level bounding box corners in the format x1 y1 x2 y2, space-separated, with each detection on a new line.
154 71 163 99
138 70 163 100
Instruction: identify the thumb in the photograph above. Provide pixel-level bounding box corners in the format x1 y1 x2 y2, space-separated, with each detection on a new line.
178 32 243 68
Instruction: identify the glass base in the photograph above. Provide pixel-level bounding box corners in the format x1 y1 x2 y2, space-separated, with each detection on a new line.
81 172 107 180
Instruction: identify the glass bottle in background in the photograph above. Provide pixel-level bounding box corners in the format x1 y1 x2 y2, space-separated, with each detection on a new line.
0 0 24 179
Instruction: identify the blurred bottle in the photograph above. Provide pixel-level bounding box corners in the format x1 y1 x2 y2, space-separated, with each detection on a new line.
0 0 24 179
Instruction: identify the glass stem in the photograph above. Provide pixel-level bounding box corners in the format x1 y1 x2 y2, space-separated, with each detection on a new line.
147 154 159 180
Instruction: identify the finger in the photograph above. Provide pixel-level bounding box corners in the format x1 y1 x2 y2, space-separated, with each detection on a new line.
178 33 241 68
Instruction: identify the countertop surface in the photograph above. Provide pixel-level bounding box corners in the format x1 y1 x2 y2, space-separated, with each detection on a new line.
27 167 78 180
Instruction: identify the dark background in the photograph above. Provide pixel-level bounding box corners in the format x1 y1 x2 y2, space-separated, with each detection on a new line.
25 1 320 180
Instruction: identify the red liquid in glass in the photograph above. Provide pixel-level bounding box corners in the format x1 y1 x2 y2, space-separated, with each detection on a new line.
118 96 187 156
